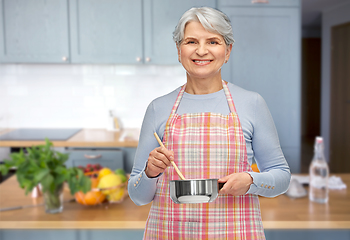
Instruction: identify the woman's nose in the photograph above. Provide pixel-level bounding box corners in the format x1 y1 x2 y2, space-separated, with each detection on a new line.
196 44 208 56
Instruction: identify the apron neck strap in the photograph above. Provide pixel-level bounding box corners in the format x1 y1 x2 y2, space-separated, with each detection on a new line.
170 80 237 115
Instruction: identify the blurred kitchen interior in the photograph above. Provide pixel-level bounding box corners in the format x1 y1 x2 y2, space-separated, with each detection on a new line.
0 0 349 174
301 0 350 173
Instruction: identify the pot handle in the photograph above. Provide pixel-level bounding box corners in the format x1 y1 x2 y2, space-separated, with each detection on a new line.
218 182 225 190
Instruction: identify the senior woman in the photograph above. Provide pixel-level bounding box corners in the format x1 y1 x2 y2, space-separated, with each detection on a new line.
128 6 290 239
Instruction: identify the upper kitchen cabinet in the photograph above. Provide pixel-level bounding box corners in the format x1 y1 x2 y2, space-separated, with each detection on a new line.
0 0 70 63
69 0 216 64
143 0 216 64
218 0 301 172
69 0 143 64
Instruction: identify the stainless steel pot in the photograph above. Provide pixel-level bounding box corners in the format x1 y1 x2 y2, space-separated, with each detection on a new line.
170 179 224 204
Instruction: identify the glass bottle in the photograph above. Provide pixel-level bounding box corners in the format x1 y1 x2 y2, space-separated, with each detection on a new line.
309 136 329 203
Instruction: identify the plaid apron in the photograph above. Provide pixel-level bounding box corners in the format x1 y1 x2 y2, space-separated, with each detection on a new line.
144 81 265 239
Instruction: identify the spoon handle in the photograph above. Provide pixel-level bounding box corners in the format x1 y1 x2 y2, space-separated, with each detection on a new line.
153 132 186 180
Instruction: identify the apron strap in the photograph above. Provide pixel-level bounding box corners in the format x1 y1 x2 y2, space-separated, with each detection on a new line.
222 80 237 114
170 80 237 115
170 84 186 116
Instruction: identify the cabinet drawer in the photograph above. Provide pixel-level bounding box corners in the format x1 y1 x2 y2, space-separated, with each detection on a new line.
66 149 124 170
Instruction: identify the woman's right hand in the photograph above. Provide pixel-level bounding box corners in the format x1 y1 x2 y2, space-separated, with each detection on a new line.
145 146 174 178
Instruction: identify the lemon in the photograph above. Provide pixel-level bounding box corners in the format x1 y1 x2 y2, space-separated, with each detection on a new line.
97 173 122 195
98 168 113 181
107 188 125 202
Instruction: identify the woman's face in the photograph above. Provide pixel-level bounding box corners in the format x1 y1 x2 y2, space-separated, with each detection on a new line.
177 21 232 81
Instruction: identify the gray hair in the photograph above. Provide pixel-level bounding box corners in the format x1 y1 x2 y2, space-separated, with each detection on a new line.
173 7 235 46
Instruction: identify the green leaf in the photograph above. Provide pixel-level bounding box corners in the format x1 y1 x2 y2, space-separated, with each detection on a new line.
40 173 54 192
82 177 91 193
77 168 84 179
54 173 66 187
0 164 9 175
24 181 37 195
34 168 49 183
67 177 78 195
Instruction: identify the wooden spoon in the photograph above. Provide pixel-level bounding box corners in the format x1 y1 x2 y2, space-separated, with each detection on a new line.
153 132 186 180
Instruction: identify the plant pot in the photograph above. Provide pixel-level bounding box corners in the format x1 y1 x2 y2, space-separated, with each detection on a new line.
43 184 64 214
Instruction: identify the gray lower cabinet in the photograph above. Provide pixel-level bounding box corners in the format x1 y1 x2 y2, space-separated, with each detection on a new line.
0 0 70 63
1 229 350 240
64 147 136 173
219 1 301 173
0 230 144 240
123 147 137 173
65 148 124 171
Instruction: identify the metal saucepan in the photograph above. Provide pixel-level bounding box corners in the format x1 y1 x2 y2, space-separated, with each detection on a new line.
170 179 224 204
153 132 225 204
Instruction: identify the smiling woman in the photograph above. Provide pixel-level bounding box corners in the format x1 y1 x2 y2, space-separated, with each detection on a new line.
128 6 290 240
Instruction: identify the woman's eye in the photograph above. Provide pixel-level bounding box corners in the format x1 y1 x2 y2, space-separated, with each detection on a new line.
187 41 196 44
209 41 218 45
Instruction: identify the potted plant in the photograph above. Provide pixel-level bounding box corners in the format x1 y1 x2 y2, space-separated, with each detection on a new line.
0 139 91 213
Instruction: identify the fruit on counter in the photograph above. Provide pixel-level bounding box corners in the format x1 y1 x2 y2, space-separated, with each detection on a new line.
77 163 103 173
97 173 125 202
115 168 125 175
74 170 106 206
98 174 122 194
108 187 125 202
75 190 106 206
115 168 127 183
98 167 113 181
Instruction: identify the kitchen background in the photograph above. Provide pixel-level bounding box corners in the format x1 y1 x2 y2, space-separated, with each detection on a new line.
0 0 350 175
0 1 350 240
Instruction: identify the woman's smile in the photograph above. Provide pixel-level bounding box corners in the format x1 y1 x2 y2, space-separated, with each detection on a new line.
192 59 213 65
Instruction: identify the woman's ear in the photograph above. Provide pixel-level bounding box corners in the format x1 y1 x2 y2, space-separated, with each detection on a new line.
225 44 233 63
177 44 181 63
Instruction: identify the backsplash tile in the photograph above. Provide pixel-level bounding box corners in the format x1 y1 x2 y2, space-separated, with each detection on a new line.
0 64 186 129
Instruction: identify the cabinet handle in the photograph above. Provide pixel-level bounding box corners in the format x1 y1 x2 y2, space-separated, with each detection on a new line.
84 154 102 159
62 56 68 61
252 0 269 3
145 57 151 62
136 57 142 62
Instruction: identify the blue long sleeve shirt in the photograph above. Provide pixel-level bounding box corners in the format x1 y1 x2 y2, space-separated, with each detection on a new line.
128 82 291 206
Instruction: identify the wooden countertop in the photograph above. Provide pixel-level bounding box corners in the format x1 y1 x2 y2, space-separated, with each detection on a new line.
0 174 349 230
0 128 139 148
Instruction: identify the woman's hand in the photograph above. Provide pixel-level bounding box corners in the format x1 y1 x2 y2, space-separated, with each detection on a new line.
145 146 174 178
218 172 253 196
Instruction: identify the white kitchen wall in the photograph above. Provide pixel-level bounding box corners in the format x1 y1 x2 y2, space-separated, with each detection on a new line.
0 64 186 129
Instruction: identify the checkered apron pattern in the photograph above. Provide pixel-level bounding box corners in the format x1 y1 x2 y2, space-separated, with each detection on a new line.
144 81 265 239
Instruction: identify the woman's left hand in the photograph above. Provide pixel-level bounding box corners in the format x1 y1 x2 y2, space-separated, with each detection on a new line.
218 172 253 196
